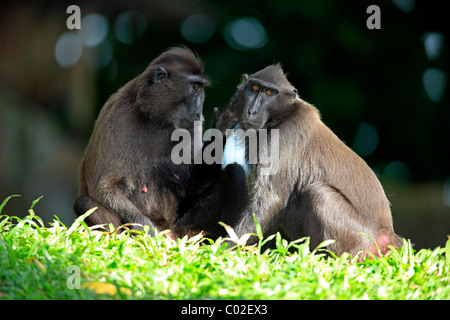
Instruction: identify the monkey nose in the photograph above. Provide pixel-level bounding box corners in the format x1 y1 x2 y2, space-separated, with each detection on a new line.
247 109 257 117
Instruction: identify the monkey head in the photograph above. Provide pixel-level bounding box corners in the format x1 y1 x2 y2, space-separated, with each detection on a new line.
135 47 210 129
239 64 298 129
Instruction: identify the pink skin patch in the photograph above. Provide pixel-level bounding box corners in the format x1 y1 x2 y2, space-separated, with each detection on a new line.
368 233 393 256
141 186 148 193
173 173 180 180
165 232 175 241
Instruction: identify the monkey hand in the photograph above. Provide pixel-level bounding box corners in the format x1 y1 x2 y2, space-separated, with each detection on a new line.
213 108 240 134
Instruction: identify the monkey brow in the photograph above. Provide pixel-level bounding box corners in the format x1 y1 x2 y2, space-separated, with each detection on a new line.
186 73 210 86
248 78 279 92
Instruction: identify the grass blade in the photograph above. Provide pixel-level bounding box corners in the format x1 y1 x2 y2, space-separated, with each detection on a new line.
446 236 450 264
0 195 21 214
67 207 97 234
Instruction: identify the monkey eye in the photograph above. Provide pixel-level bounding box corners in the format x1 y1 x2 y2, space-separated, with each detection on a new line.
193 84 202 91
252 85 259 91
266 89 272 95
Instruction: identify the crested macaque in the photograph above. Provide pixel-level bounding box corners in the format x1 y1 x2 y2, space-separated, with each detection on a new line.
216 64 403 257
74 47 248 239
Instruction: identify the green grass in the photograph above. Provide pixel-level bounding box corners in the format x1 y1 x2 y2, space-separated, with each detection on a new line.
1 195 449 300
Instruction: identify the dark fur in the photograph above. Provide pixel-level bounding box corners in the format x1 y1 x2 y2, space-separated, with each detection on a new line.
74 47 248 238
218 64 403 257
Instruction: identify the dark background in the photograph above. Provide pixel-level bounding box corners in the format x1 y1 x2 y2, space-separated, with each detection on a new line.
0 0 448 250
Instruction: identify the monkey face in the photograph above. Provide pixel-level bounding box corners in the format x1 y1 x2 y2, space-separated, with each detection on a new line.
138 61 209 129
241 78 279 129
235 65 299 130
175 73 209 128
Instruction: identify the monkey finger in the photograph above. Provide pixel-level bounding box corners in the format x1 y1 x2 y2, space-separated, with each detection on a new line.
165 231 176 241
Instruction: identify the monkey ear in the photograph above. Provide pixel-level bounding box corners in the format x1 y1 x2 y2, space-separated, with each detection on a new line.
150 66 168 84
287 88 298 103
243 74 249 82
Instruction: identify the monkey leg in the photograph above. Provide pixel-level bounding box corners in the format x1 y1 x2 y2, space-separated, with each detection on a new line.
73 195 122 229
282 183 396 257
74 192 156 235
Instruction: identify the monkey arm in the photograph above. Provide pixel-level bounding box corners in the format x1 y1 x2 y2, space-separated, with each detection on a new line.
232 194 282 245
232 165 295 245
212 92 244 133
173 163 249 239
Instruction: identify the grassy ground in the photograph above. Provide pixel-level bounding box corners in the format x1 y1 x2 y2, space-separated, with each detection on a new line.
1 195 449 300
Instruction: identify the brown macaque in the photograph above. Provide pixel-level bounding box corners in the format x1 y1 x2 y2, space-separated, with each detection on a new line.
74 47 248 239
216 64 403 258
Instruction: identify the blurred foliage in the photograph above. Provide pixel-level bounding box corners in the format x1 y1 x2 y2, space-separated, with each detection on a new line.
88 0 449 180
0 0 449 249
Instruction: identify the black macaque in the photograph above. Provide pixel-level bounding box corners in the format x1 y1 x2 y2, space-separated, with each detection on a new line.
216 64 403 258
74 47 248 239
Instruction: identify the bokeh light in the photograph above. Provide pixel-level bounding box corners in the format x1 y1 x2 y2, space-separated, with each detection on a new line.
180 13 215 44
82 38 114 70
78 13 109 47
114 11 147 45
422 67 447 103
223 17 267 51
54 32 83 68
422 32 444 61
382 161 411 183
55 13 114 70
352 121 379 157
391 0 415 13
